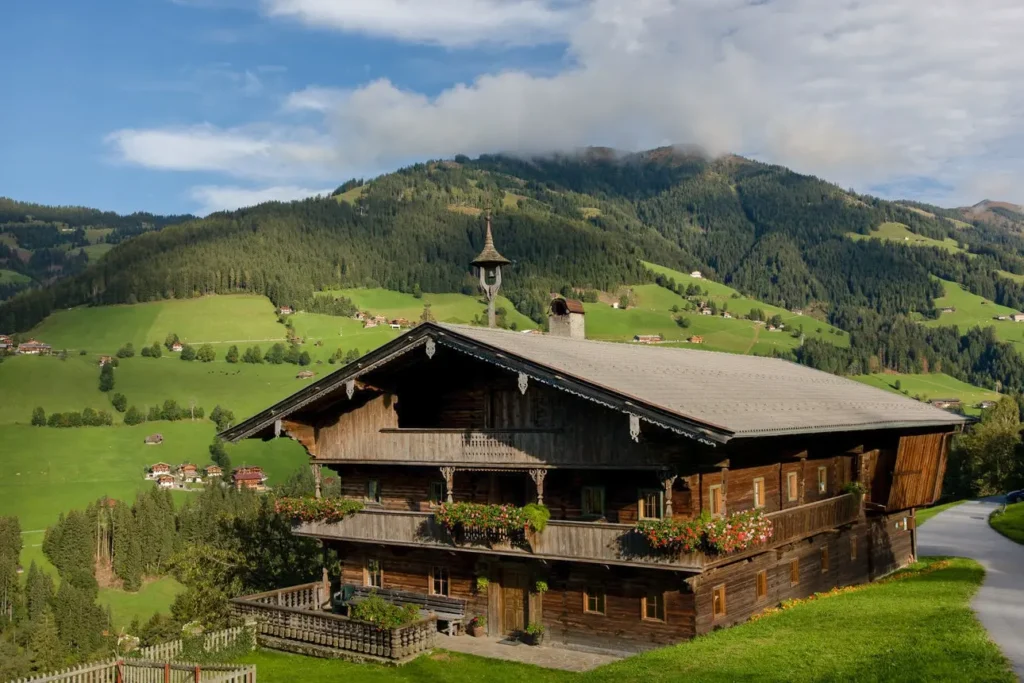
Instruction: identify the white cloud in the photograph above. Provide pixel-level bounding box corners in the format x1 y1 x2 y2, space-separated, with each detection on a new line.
261 0 574 46
189 184 334 215
114 0 1024 206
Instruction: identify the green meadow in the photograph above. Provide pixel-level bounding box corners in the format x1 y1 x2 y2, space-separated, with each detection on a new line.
27 294 285 353
851 372 1001 416
847 221 967 255
0 268 31 284
321 288 538 331
923 280 1024 354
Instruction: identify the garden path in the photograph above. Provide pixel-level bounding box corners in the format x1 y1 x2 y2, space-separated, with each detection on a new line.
437 633 620 671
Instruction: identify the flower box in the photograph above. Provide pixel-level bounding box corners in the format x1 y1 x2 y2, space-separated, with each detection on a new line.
635 509 773 556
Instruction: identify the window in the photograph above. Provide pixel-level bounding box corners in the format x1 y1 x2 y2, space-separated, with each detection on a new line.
428 481 445 507
584 588 606 615
430 566 450 596
642 592 665 621
708 484 724 517
817 466 828 494
366 479 381 504
786 471 799 502
582 486 606 518
712 584 726 619
820 547 829 573
850 536 858 561
638 489 663 520
365 558 383 588
790 559 799 586
752 478 765 508
756 570 768 600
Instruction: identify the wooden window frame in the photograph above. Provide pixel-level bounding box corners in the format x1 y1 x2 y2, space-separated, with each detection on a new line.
712 584 727 620
786 471 799 502
365 558 383 588
820 546 829 574
581 485 606 518
583 587 607 615
708 484 724 518
366 479 382 505
755 570 768 601
429 566 450 597
641 592 666 622
752 477 765 509
789 558 799 586
427 481 445 507
638 489 664 520
817 466 828 494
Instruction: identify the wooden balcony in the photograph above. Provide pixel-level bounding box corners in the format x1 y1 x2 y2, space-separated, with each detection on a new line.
294 493 862 572
315 428 671 468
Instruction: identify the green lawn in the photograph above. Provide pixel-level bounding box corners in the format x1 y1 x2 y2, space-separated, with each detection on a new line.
851 372 1001 416
0 268 31 284
916 500 966 525
98 577 185 629
322 288 537 331
290 313 400 363
28 295 285 354
848 222 966 255
81 242 115 261
0 354 304 425
238 558 1011 682
989 502 1024 545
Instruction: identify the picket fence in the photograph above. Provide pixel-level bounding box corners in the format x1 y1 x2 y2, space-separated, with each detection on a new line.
7 627 254 683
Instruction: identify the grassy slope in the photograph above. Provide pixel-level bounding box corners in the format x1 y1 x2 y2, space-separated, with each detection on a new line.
290 314 399 364
239 558 1011 682
98 577 185 629
627 263 848 354
851 373 1001 416
0 268 31 284
923 280 1024 353
322 288 538 331
989 502 1024 544
848 221 967 255
28 295 285 353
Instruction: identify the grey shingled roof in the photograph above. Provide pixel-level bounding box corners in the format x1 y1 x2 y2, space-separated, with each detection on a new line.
438 324 967 437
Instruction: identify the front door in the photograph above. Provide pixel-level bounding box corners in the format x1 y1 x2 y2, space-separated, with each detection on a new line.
501 569 527 634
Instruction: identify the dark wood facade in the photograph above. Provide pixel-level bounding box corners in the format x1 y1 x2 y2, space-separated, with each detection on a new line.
230 327 956 655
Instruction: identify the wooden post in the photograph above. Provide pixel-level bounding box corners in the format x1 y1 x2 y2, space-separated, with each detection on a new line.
194 664 202 682
799 457 807 505
529 469 547 505
164 662 171 683
321 540 331 608
662 471 678 518
312 463 322 500
440 467 455 503
720 466 729 515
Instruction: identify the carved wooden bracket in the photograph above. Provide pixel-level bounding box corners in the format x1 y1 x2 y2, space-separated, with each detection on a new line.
628 414 641 442
312 463 322 500
517 372 529 395
345 379 355 400
529 469 548 505
440 466 456 503
425 337 436 359
660 470 678 516
274 419 282 438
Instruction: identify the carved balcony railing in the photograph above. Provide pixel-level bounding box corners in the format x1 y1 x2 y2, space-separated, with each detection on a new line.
294 493 862 572
229 583 436 662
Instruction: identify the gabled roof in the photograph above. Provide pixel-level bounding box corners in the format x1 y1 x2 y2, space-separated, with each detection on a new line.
220 322 965 445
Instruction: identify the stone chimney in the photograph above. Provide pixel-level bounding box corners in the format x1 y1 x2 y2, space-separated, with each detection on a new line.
548 297 586 339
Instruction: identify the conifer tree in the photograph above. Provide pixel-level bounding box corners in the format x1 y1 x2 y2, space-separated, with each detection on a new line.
112 503 142 591
25 561 54 622
28 606 65 673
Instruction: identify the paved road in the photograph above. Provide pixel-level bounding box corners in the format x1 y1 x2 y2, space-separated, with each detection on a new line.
918 499 1024 680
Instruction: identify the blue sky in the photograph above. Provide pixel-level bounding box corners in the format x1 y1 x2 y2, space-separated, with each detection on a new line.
2 0 1023 215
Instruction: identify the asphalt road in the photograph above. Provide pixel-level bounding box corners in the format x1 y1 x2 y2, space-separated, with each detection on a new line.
918 499 1024 681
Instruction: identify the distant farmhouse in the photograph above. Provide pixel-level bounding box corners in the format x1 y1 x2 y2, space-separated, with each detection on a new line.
278 306 294 315
156 475 174 489
98 355 114 366
147 462 171 479
633 334 663 344
978 400 998 410
205 465 223 478
144 433 164 445
178 463 200 483
17 339 52 355
297 370 316 379
1014 314 1024 323
687 335 704 344
170 342 183 352
0 335 12 351
938 307 956 315
233 467 268 491
929 398 962 410
690 270 703 279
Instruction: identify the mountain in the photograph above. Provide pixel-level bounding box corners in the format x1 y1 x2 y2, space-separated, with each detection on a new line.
0 197 193 301
6 148 1024 393
960 200 1024 233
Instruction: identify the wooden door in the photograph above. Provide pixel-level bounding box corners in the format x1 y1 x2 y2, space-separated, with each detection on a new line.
888 433 950 510
501 570 527 634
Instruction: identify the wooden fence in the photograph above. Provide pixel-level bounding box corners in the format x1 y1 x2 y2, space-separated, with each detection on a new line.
135 626 249 663
7 660 255 683
230 584 436 662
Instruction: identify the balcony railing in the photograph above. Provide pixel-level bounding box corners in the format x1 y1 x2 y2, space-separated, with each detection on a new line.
229 583 436 663
293 493 862 572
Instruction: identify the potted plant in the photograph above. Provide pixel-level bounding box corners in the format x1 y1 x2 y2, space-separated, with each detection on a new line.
523 622 545 646
534 580 548 594
476 576 489 592
467 615 487 637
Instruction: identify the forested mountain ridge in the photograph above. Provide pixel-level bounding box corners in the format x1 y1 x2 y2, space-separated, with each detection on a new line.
6 148 1024 392
0 197 193 301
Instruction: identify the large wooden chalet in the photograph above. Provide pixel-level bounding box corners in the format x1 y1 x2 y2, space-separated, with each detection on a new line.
223 304 964 655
